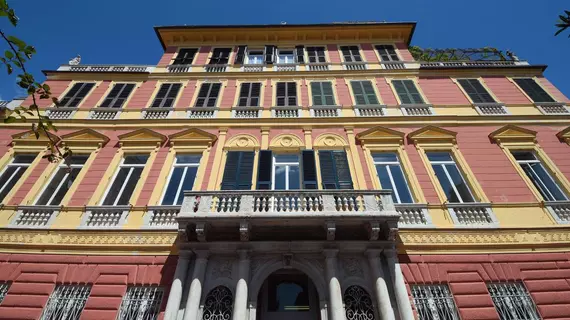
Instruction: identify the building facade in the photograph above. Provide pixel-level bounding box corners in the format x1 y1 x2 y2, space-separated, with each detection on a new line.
0 22 569 320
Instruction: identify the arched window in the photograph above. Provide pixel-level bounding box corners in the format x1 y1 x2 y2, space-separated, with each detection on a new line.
344 285 375 320
202 286 233 320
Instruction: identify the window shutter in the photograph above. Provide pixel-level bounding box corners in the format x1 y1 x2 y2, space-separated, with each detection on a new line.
101 84 123 108
318 151 338 189
393 80 424 104
264 45 275 64
311 82 335 106
307 47 317 63
287 82 297 106
295 46 305 64
341 46 352 62
221 151 255 190
375 45 399 62
250 83 261 107
404 81 424 104
206 83 221 107
238 83 251 107
333 151 353 189
163 83 181 108
514 79 555 103
101 83 135 108
173 49 197 65
458 79 495 103
351 81 366 105
361 81 379 105
322 82 335 105
311 82 323 106
276 83 286 106
301 150 318 189
61 83 95 107
195 83 211 107
256 150 272 190
234 46 247 65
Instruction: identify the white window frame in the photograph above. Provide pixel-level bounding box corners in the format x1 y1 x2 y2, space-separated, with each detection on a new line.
428 152 475 203
272 154 301 190
372 153 413 204
276 49 295 64
246 49 265 65
0 154 36 201
513 151 568 201
100 155 147 206
35 155 88 206
160 154 201 205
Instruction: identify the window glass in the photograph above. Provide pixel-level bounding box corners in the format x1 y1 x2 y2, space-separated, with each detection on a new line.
268 273 310 312
278 50 295 64
273 154 300 190
512 151 567 201
514 78 555 103
36 155 89 206
161 154 201 205
375 45 400 62
247 50 264 64
102 155 148 205
427 152 475 203
0 153 37 203
59 83 95 108
373 152 413 204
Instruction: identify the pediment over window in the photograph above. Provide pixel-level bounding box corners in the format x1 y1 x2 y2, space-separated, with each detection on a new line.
408 126 457 144
489 125 537 143
11 130 60 147
556 127 570 143
118 128 166 147
269 134 304 149
169 128 217 146
314 133 348 148
356 126 405 144
60 129 110 148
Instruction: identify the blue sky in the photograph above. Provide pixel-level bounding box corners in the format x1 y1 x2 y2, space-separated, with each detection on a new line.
0 0 569 100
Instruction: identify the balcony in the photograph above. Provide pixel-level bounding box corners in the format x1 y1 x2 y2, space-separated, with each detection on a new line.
306 63 331 71
535 102 570 115
88 107 121 120
474 103 509 115
204 64 228 72
342 62 367 71
10 206 60 228
400 104 435 116
178 190 400 242
447 203 498 227
242 64 265 72
274 63 298 72
57 64 154 73
353 104 386 117
271 106 302 118
545 201 570 224
231 106 262 118
310 105 341 117
166 64 193 73
141 108 173 119
187 107 218 119
45 107 77 120
420 60 529 68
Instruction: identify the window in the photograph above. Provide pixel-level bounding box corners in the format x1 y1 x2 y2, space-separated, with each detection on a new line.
209 48 232 65
194 83 221 108
59 83 95 108
411 285 460 320
458 79 496 103
351 81 379 105
36 155 89 206
0 154 36 203
173 48 197 65
488 283 540 320
150 83 181 108
203 286 233 320
427 152 475 203
273 154 301 190
512 151 567 201
514 78 555 103
392 80 425 104
40 285 91 320
117 286 164 320
102 155 148 206
375 45 400 62
238 83 261 107
268 273 310 312
100 83 135 108
276 82 297 106
221 151 255 190
319 150 353 189
340 46 362 62
307 46 326 63
161 155 201 206
373 153 413 203
344 286 375 320
247 50 264 64
0 282 10 304
277 49 295 64
310 82 336 106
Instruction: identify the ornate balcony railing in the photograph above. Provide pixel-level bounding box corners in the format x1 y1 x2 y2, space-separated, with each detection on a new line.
342 62 367 70
88 108 121 120
232 106 262 118
144 206 180 229
57 65 154 73
167 64 193 73
242 64 264 72
204 64 228 72
420 60 529 68
447 203 498 227
187 107 218 119
400 104 435 116
474 103 509 115
307 63 331 71
271 106 301 118
545 201 570 224
80 206 130 228
141 108 173 119
395 203 432 227
353 105 386 117
45 107 77 120
274 63 298 72
535 102 570 115
10 206 59 228
310 105 341 117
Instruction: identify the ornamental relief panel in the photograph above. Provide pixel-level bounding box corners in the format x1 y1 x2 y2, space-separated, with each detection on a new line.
314 133 348 148
209 258 235 280
341 257 364 279
225 134 259 149
269 134 304 149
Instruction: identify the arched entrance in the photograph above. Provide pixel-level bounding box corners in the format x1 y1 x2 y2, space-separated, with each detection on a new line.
256 269 321 320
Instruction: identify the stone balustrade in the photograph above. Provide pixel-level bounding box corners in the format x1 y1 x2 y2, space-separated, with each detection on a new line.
11 206 59 227
447 203 498 227
57 64 154 73
545 201 570 223
354 105 386 117
81 206 130 228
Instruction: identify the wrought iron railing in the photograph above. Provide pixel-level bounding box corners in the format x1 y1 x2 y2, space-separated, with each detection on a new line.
487 283 540 320
40 285 91 320
116 286 164 320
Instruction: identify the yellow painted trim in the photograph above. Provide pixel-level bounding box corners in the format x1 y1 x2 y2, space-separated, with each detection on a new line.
0 151 45 205
21 160 61 205
345 127 366 189
260 128 270 149
557 127 570 145
303 128 313 149
148 149 176 205
194 146 210 192
88 149 123 206
118 128 167 149
208 129 228 191
269 133 305 151
314 150 323 190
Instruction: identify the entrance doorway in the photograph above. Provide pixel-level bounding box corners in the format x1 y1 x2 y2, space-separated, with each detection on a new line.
257 269 321 320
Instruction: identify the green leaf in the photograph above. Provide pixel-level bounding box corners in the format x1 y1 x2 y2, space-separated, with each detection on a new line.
7 36 25 50
6 64 12 75
4 116 16 123
4 50 13 59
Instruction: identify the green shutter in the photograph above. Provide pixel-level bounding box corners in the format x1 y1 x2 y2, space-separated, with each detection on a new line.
234 46 247 65
514 78 555 103
256 150 272 190
318 150 353 190
301 150 317 189
393 80 424 104
221 151 255 190
311 82 335 106
458 79 495 103
351 81 379 105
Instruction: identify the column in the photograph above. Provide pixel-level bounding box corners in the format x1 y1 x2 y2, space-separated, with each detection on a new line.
384 248 414 320
182 250 209 320
232 250 250 320
164 251 192 320
324 249 345 320
366 249 395 320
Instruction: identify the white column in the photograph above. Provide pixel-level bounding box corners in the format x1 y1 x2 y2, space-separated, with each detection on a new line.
366 249 395 320
183 250 209 320
384 248 414 320
232 250 250 320
164 251 192 320
324 249 345 320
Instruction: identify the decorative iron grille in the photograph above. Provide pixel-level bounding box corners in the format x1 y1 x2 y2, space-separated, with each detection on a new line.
409 46 515 62
344 285 375 320
116 286 164 320
40 285 91 320
202 286 233 320
411 285 460 320
487 283 541 320
0 282 10 304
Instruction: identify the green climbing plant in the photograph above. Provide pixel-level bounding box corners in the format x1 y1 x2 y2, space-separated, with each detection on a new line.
0 0 68 162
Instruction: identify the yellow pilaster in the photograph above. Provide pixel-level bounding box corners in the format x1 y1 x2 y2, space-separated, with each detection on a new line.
261 127 270 149
345 127 366 190
208 128 228 191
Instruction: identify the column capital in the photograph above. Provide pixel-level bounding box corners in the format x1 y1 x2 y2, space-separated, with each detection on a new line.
323 248 339 259
365 248 383 259
193 249 210 260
